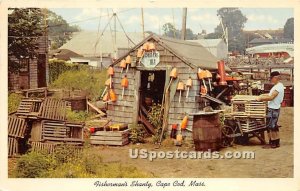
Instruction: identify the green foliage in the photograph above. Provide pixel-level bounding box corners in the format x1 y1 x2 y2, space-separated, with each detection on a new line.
14 151 56 178
129 124 146 144
283 17 294 40
162 22 196 40
8 8 44 73
48 59 80 83
47 10 80 49
147 104 165 144
14 145 154 178
50 66 107 100
66 109 90 123
8 93 23 114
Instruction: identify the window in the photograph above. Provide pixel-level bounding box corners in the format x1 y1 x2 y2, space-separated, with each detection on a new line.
19 58 29 73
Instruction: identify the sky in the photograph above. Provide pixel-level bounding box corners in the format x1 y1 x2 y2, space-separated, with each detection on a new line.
50 8 294 34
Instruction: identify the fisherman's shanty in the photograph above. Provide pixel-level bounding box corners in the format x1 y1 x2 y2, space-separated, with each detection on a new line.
106 34 230 136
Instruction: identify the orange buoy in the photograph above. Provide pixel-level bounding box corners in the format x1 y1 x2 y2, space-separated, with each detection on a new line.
148 42 155 51
185 77 192 99
177 81 185 103
181 115 188 130
142 42 150 51
121 75 129 99
101 78 111 97
197 68 207 92
170 68 178 78
125 55 131 64
109 89 117 102
121 76 129 88
137 47 143 58
120 59 126 73
102 92 109 102
125 55 131 73
108 66 114 76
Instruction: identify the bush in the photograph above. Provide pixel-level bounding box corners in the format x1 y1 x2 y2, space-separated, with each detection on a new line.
50 67 107 101
129 124 146 144
8 93 23 114
14 152 56 178
66 109 90 123
48 59 80 83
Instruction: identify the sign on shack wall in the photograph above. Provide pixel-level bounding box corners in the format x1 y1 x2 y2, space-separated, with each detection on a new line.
141 51 160 68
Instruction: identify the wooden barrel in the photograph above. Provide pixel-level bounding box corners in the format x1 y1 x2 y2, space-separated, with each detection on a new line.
192 113 221 151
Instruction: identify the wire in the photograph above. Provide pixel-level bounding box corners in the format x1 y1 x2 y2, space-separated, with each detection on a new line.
47 8 135 28
116 14 136 46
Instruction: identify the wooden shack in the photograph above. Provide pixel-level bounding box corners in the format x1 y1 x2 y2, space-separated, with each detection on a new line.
8 37 48 91
107 34 230 137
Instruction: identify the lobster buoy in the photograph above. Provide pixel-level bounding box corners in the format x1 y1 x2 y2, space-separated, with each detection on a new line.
108 66 114 76
125 55 131 73
102 92 109 102
137 47 143 58
109 89 117 102
170 68 178 79
120 59 126 73
142 42 150 51
185 77 192 99
181 115 188 130
121 75 129 99
148 42 155 51
177 81 185 103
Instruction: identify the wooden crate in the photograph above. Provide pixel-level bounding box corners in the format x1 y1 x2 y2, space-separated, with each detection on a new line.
8 137 19 157
16 99 43 118
231 95 267 118
238 118 266 133
42 120 84 144
8 116 27 138
38 98 67 121
90 129 130 146
30 141 83 155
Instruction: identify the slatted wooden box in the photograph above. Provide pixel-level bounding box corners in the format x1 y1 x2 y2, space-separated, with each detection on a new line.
30 141 83 155
8 116 28 138
90 129 130 146
231 95 267 118
30 120 84 145
238 118 266 133
16 99 43 118
8 137 19 157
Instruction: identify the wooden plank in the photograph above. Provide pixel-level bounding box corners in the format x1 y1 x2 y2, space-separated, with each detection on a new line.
90 139 129 146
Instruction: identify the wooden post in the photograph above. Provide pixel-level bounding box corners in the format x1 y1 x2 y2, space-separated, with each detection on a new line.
132 70 141 125
181 8 187 40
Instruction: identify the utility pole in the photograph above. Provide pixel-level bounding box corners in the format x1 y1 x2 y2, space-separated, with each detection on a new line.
113 12 117 59
181 8 187 40
141 8 145 38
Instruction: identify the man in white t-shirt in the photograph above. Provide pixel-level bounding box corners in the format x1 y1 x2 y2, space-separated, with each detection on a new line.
257 71 284 148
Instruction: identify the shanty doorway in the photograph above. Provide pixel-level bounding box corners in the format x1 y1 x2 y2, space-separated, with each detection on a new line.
139 70 166 133
140 70 166 107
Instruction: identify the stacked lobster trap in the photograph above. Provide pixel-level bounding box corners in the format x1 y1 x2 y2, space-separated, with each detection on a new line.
8 98 84 157
226 95 267 143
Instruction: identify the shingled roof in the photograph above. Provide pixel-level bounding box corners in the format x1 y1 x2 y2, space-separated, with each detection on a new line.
113 34 230 71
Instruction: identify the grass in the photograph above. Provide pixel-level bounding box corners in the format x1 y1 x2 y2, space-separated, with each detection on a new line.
8 93 23 114
10 145 155 178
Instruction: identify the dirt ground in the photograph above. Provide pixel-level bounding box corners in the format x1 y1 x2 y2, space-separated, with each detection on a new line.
8 107 293 178
90 107 294 178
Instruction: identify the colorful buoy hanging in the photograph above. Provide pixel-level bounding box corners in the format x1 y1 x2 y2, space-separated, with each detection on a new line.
107 66 114 88
185 77 192 99
198 68 207 92
125 55 131 73
205 70 213 91
177 81 185 103
101 78 111 98
121 75 129 99
120 59 126 73
109 89 117 102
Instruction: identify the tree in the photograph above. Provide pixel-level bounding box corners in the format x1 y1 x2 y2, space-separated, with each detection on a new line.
283 18 294 40
47 10 80 49
205 8 247 53
162 22 196 40
8 8 44 73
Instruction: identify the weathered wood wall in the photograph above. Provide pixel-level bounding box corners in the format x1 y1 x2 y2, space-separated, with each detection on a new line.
8 36 48 91
107 39 200 137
